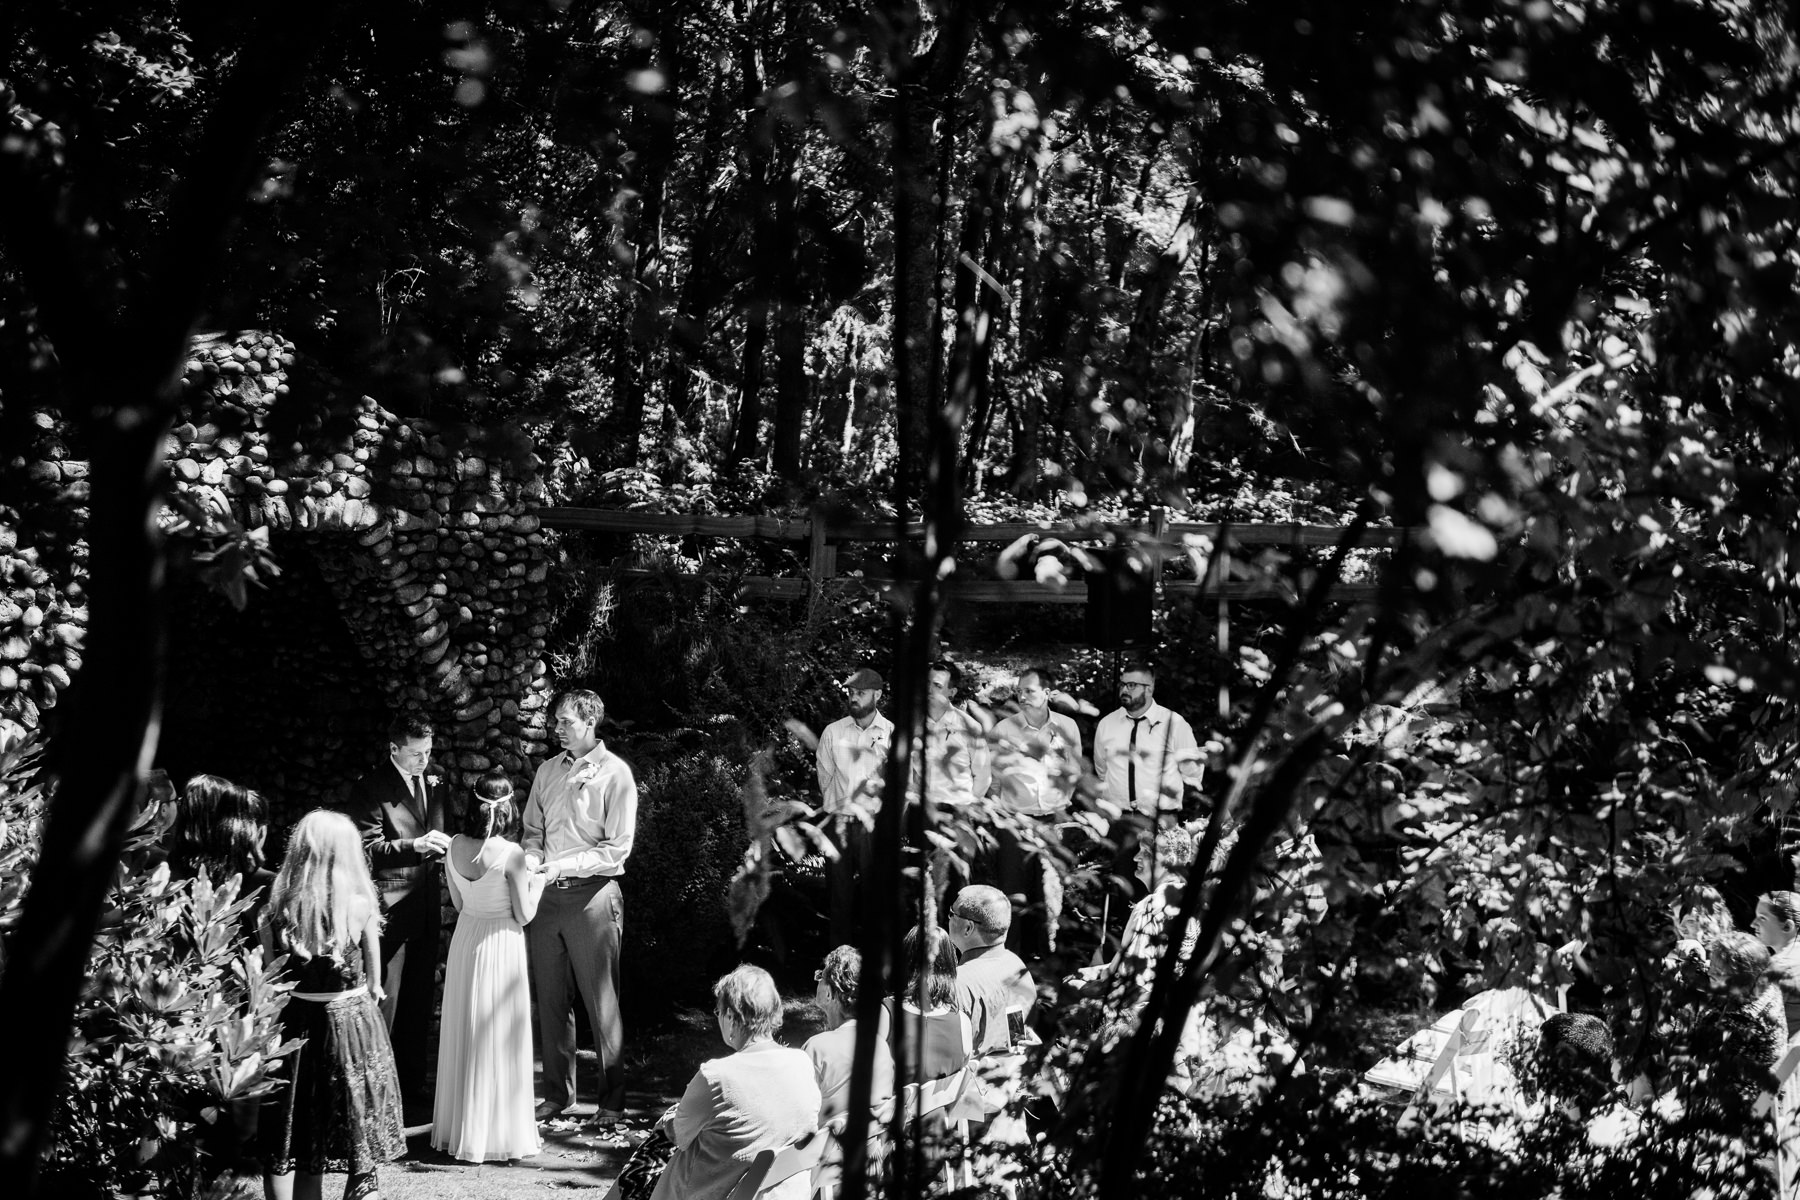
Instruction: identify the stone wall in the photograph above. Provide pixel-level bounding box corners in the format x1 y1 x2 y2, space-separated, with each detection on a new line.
0 331 558 821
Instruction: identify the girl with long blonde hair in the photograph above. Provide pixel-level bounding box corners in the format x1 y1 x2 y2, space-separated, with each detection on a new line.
259 810 405 1200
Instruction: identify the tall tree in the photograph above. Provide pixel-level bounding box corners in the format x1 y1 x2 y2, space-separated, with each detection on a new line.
0 5 333 1189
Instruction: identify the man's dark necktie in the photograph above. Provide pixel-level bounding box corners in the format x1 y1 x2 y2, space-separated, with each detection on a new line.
1127 715 1145 811
412 773 427 816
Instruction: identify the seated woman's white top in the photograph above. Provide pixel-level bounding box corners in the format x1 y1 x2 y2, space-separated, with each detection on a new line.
804 1015 895 1127
651 1041 821 1200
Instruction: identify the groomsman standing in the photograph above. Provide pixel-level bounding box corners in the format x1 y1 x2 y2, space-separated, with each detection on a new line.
1092 662 1200 920
1092 661 1199 817
343 714 450 1120
817 667 894 947
988 665 1082 955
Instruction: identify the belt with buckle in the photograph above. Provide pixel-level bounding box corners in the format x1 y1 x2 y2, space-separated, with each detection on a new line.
549 874 616 889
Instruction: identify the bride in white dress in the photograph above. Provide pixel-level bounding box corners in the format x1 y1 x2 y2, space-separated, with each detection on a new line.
432 772 545 1162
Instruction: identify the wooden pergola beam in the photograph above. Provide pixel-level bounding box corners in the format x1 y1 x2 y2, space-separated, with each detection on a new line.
540 506 1412 548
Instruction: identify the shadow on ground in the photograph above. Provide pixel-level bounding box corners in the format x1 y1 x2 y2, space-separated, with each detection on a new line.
304 996 827 1198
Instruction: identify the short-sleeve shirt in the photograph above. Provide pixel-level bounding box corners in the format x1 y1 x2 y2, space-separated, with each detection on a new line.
955 944 1036 1054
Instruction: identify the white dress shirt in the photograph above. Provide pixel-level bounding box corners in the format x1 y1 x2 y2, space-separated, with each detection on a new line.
1092 702 1199 814
987 709 1082 814
922 705 988 803
522 741 638 879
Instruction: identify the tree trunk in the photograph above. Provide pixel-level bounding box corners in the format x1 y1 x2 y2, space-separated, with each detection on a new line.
811 327 858 469
1004 155 1047 494
730 303 770 465
611 1 680 468
769 11 812 482
1132 185 1207 483
664 70 732 442
964 160 1019 492
771 303 808 479
889 90 939 505
726 0 773 467
838 10 984 1195
1107 123 1164 290
0 7 326 1190
951 152 1003 491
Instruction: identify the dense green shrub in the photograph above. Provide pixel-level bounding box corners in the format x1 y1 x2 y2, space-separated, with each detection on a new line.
621 742 754 1011
974 1072 1778 1200
0 733 295 1198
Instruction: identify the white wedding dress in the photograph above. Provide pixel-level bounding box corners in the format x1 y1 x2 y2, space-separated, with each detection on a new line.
431 837 541 1162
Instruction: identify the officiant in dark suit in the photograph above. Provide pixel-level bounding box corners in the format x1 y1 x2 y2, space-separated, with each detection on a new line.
343 713 450 1118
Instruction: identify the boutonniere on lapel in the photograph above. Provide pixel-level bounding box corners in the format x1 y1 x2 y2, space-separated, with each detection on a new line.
426 774 443 789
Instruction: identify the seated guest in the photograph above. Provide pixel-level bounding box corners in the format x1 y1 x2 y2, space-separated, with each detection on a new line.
1527 1014 1647 1154
1668 883 1734 989
611 965 820 1200
886 926 973 1104
1684 932 1786 1122
947 885 1036 1054
1754 890 1800 1035
804 945 895 1128
1538 1013 1617 1118
1073 824 1201 999
169 773 270 882
135 769 179 869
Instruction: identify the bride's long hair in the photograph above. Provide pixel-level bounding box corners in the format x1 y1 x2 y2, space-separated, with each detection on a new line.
266 809 382 960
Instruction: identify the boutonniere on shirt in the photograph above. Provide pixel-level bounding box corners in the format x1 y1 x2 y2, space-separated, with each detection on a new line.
426 774 443 789
569 760 600 786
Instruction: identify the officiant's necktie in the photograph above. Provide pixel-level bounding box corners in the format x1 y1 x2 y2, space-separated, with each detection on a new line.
1127 715 1144 812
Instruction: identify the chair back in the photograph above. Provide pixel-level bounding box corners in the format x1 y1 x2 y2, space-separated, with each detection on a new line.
724 1149 775 1200
723 1129 827 1200
762 1129 827 1193
1412 1008 1484 1106
813 1093 899 1200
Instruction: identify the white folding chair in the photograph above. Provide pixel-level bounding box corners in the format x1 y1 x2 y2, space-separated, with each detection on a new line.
1756 1041 1800 1199
724 1128 827 1200
1397 1008 1484 1132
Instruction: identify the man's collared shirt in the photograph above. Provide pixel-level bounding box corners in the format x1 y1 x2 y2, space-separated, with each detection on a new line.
988 709 1082 814
923 706 987 803
817 712 895 812
390 761 426 811
1093 702 1199 814
522 741 638 879
955 942 1035 1054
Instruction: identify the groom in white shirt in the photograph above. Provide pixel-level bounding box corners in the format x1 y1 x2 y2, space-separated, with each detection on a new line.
523 688 638 1124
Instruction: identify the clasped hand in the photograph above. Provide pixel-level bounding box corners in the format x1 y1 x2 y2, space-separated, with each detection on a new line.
413 830 452 857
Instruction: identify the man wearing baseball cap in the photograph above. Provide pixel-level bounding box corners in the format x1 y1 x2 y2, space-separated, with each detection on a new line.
817 666 893 944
